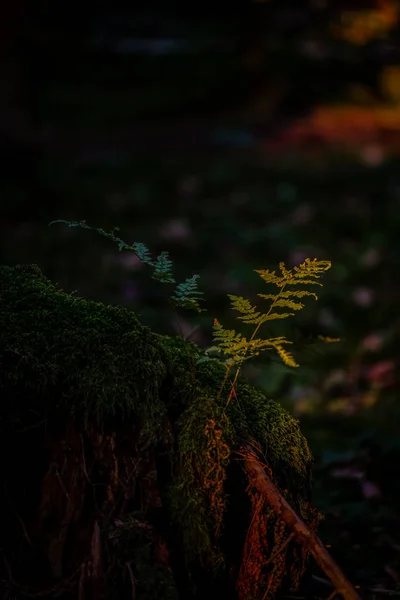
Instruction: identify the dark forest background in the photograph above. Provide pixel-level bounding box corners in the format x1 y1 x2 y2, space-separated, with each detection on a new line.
2 0 400 593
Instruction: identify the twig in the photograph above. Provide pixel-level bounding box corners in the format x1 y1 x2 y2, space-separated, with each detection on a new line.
241 445 361 600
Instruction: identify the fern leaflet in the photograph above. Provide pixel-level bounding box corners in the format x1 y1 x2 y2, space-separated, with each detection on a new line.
171 275 205 313
152 251 175 283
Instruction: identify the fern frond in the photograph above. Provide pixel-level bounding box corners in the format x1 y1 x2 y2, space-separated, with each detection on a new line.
272 298 305 311
263 336 293 345
285 278 324 287
228 295 256 316
49 219 87 229
257 336 298 367
213 258 332 376
318 335 341 343
207 320 253 365
272 343 298 368
132 242 154 266
258 290 318 301
279 261 291 279
171 274 205 312
50 219 209 312
211 319 243 349
254 269 286 287
152 251 175 283
49 220 155 266
294 258 331 277
227 295 265 325
255 258 331 288
228 294 303 324
262 312 295 321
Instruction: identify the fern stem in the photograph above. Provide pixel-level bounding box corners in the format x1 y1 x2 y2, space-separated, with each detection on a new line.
223 284 288 408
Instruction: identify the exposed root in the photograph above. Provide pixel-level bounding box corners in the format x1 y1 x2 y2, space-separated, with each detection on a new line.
240 444 361 600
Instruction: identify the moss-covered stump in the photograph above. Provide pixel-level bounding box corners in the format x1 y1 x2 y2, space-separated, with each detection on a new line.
0 264 319 600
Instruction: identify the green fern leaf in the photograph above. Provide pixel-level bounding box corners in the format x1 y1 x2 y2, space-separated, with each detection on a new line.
272 298 305 311
286 278 324 287
273 343 298 368
258 290 318 301
264 336 291 345
254 269 286 286
238 313 269 325
294 258 331 275
171 274 205 312
152 251 175 283
211 319 242 347
278 261 291 279
132 243 154 266
227 295 265 324
49 220 155 266
256 258 331 288
228 295 257 316
260 337 298 367
207 320 252 362
262 312 295 321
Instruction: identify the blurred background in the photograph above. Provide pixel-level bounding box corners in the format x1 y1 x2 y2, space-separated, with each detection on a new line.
2 0 400 593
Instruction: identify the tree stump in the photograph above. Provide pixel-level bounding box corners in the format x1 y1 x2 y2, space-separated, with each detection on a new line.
0 264 320 599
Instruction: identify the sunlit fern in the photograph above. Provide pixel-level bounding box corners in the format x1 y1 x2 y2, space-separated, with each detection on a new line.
206 258 332 405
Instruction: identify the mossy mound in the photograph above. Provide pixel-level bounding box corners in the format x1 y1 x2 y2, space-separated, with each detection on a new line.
0 264 318 599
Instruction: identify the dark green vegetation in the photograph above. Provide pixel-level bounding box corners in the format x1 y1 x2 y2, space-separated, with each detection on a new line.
0 264 318 599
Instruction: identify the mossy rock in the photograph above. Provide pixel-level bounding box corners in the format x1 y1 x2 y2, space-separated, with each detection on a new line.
0 264 318 599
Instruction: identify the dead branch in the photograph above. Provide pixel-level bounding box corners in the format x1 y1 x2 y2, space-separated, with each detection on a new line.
241 445 361 600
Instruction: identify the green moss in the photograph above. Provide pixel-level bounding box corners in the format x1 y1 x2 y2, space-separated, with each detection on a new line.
0 264 167 441
169 358 313 571
0 264 315 597
170 393 235 567
196 358 313 489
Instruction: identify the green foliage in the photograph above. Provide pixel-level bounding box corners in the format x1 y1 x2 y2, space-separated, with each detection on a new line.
49 220 156 265
170 274 205 312
209 320 298 369
152 250 175 283
206 258 332 404
49 220 205 312
49 220 335 408
208 258 332 367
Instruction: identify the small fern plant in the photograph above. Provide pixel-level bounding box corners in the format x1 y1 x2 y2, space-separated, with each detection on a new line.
49 220 205 313
49 220 335 407
206 259 332 406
